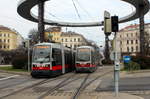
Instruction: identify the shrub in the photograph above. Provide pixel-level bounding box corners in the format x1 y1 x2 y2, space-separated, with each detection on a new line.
124 61 140 71
132 55 150 69
12 54 28 69
102 59 114 65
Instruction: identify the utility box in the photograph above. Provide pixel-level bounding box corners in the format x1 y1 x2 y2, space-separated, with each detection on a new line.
115 61 120 70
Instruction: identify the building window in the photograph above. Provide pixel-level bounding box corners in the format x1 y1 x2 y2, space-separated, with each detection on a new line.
8 34 9 37
8 39 9 43
127 34 128 37
4 45 6 49
0 39 1 42
127 47 129 52
120 41 122 45
74 38 76 42
136 40 138 44
74 45 76 48
131 46 134 52
7 45 9 49
136 32 138 36
131 33 133 37
127 40 129 44
4 39 6 42
120 35 122 38
136 46 138 52
0 34 1 36
131 40 133 44
70 39 72 42
65 38 67 42
78 38 80 42
4 34 6 37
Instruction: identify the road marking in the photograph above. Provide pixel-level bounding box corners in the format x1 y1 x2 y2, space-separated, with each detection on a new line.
0 75 19 81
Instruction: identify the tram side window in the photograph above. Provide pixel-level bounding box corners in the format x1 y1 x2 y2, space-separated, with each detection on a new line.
91 51 96 63
65 51 72 65
52 48 62 65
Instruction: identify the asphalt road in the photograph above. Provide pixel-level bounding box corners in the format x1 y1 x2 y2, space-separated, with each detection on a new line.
96 71 150 99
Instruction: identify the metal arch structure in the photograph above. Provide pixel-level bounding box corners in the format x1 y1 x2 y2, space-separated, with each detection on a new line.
17 0 150 27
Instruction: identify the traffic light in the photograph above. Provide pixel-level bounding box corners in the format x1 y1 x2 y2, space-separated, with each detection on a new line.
111 16 119 32
104 11 111 35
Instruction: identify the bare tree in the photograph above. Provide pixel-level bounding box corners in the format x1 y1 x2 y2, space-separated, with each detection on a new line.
28 29 39 46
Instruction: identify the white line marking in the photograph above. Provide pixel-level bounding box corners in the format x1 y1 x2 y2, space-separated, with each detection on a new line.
0 75 19 81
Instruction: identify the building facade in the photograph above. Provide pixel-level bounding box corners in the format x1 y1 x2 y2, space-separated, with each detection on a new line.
116 23 150 54
45 27 62 43
61 31 88 49
45 27 89 49
0 26 24 51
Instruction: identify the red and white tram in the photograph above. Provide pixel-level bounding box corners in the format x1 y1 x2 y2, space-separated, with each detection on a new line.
31 43 75 77
75 46 101 72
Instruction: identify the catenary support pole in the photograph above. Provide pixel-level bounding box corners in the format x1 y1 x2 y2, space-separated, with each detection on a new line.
139 4 145 55
38 0 45 43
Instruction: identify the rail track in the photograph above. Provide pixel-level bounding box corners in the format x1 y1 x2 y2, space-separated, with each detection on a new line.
72 70 112 99
0 68 113 99
0 73 76 98
38 74 87 99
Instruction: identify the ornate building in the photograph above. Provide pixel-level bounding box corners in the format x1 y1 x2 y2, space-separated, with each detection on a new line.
45 27 62 43
45 27 89 49
0 26 24 50
61 31 88 49
116 23 150 54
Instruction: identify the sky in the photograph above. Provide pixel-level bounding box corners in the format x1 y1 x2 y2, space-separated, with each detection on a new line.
0 0 150 46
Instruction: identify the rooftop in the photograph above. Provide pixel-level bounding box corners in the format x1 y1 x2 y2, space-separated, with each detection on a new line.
119 23 150 32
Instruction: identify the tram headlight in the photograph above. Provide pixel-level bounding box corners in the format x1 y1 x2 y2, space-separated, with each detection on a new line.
33 64 37 67
87 63 90 67
45 64 50 67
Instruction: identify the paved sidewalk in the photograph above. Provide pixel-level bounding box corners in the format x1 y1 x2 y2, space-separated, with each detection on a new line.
99 92 143 99
44 92 143 99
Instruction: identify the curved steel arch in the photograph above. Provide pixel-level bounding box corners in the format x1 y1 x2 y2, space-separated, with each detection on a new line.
17 0 150 27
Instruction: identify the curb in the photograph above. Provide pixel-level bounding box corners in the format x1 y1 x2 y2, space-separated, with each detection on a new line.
0 70 30 76
121 69 150 74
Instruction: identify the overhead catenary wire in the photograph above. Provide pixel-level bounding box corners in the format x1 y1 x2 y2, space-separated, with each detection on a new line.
74 0 93 19
71 0 82 20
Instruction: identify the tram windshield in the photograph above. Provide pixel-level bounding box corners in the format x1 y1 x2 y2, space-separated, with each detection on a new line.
76 48 90 61
32 45 51 63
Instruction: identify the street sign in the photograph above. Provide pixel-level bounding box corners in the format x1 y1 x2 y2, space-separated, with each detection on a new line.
110 51 121 61
123 56 131 63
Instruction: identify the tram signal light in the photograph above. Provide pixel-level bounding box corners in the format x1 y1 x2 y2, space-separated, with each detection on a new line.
104 11 112 35
111 16 119 32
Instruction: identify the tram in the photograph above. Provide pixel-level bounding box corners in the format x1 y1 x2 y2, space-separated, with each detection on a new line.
75 46 101 72
31 43 75 77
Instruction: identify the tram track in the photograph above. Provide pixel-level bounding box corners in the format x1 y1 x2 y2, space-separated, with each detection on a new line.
0 73 76 99
72 70 113 99
37 73 87 99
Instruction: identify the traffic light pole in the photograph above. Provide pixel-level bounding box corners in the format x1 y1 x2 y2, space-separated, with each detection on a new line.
114 32 120 97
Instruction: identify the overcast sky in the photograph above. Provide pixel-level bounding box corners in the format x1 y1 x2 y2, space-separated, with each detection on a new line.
0 0 150 46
